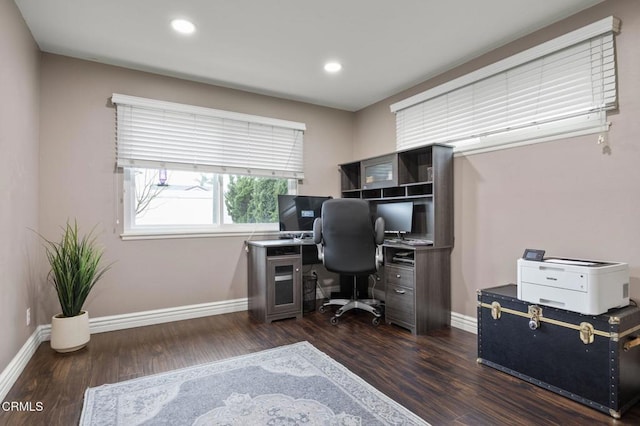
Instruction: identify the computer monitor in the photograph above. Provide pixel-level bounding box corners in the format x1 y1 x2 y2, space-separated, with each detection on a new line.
376 201 413 234
278 195 330 235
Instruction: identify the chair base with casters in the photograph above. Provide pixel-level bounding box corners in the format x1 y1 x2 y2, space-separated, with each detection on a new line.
319 297 383 325
319 276 384 325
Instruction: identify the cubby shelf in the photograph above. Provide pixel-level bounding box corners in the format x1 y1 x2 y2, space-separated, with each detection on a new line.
339 144 453 247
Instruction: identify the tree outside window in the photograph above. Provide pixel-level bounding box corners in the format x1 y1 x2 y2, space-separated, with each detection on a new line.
225 176 288 223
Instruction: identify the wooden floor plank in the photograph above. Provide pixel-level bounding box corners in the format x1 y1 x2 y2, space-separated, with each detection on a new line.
1 308 639 425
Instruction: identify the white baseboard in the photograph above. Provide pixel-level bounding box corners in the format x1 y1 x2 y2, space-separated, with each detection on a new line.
2 300 474 403
451 311 478 334
38 297 248 341
0 326 47 402
1 298 248 402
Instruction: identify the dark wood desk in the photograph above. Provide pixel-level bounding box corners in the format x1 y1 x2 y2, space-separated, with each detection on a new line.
246 239 452 333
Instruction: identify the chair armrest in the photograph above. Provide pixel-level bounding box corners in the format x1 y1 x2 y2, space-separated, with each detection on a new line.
374 217 385 268
313 218 324 262
374 217 385 245
313 218 322 244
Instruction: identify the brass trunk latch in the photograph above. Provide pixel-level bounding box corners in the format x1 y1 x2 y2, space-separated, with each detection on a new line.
579 322 595 344
528 305 542 330
624 336 640 351
491 302 501 320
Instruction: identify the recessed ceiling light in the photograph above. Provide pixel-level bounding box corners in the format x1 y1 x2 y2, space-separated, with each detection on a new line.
324 62 342 73
171 19 196 35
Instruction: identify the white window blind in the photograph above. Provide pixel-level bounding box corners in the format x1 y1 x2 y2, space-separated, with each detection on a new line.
112 94 306 179
391 16 620 155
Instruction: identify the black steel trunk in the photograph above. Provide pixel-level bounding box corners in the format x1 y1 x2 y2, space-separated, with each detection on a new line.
477 284 640 418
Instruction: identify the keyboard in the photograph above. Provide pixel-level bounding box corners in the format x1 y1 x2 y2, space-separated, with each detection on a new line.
403 239 433 246
384 238 433 246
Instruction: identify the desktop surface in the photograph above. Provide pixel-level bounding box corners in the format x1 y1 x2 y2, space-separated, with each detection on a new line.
249 237 434 249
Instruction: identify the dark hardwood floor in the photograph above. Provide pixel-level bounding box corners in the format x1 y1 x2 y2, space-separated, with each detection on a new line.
2 308 639 425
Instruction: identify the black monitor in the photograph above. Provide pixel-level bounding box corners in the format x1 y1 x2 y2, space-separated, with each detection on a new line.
278 195 330 235
376 201 413 234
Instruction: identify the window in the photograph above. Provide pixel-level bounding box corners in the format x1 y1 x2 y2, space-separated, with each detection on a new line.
112 94 305 237
391 16 620 155
124 168 295 233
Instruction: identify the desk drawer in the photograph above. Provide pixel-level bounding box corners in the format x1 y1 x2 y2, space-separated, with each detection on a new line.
385 265 414 289
386 285 415 325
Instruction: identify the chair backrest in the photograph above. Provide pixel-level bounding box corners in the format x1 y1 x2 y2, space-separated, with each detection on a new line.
314 199 382 275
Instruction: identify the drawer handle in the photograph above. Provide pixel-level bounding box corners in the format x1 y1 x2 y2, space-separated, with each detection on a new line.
394 288 406 294
274 275 293 282
396 274 401 278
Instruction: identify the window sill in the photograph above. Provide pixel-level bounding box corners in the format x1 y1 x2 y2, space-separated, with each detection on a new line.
120 229 280 241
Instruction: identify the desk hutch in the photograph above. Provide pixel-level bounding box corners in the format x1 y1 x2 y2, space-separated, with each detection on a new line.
341 144 453 334
246 143 453 334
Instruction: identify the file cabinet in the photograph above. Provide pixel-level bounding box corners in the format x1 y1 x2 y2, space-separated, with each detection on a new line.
247 241 302 323
384 245 451 334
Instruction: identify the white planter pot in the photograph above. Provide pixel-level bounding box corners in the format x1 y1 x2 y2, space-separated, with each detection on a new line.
50 310 90 353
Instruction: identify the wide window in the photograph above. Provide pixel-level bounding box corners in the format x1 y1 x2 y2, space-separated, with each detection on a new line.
112 94 305 238
391 16 620 155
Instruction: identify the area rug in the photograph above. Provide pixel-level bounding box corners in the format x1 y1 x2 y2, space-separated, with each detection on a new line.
80 341 429 425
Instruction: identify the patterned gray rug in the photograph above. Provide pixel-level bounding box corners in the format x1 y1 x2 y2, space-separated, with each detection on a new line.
80 341 428 425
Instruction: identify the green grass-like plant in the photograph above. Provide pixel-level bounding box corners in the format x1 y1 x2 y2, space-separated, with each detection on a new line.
43 221 110 318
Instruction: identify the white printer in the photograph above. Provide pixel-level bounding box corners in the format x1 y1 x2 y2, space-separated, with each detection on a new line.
517 249 629 315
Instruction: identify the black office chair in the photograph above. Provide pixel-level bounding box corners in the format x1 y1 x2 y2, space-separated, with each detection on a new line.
313 198 385 325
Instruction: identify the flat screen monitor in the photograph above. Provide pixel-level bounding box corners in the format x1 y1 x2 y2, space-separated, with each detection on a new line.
376 201 413 234
278 195 330 233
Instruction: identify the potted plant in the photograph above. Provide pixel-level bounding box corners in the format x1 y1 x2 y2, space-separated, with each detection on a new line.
42 221 110 353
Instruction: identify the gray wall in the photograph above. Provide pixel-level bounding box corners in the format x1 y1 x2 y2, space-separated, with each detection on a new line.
37 54 354 320
353 0 640 317
0 0 40 372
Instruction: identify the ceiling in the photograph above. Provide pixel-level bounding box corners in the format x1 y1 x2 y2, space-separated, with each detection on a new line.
15 0 603 111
